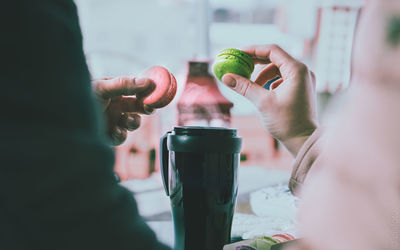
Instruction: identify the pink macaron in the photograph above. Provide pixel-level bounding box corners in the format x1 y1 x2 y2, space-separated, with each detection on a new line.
139 66 177 109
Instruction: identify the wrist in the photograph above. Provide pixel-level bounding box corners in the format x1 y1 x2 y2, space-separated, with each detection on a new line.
280 127 317 157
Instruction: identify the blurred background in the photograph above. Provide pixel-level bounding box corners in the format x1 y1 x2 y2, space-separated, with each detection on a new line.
74 0 364 180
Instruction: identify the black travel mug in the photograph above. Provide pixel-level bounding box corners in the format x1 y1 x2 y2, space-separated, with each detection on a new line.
160 126 242 250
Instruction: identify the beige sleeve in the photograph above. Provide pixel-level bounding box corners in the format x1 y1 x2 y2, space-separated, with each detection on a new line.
289 128 323 196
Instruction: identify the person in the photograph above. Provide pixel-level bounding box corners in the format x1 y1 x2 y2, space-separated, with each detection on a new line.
1 0 169 249
3 0 398 250
221 0 400 249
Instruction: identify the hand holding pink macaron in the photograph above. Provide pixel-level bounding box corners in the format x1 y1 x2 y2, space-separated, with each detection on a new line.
137 66 178 109
93 66 177 145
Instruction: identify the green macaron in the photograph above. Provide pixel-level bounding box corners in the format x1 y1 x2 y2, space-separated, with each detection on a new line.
213 48 255 81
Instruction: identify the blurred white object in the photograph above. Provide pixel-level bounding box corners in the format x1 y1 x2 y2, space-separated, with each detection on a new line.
232 185 298 239
250 185 298 218
232 212 297 240
237 168 290 195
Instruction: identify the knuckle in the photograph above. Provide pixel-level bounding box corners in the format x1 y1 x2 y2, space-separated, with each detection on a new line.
310 71 317 86
293 62 309 78
235 80 251 96
296 62 308 73
269 44 281 51
117 77 130 93
118 129 128 141
244 82 256 97
310 70 316 79
131 114 141 125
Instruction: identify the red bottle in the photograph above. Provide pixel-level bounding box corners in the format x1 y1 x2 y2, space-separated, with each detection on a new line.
177 61 233 127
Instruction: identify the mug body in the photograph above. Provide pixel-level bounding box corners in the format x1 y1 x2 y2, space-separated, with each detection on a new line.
160 126 242 250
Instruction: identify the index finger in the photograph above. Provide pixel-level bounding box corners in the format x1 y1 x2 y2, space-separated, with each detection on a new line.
118 96 154 115
242 45 299 79
94 77 155 99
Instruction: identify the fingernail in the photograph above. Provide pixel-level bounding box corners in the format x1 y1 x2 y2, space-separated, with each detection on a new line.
136 78 150 86
222 75 236 88
144 105 155 114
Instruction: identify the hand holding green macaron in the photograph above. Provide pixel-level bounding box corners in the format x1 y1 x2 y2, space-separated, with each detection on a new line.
213 45 318 158
213 48 255 81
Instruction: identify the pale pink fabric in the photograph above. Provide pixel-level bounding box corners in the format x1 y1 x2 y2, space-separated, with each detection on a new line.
285 0 400 249
287 85 400 250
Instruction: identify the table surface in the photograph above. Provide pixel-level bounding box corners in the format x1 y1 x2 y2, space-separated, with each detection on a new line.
121 166 296 248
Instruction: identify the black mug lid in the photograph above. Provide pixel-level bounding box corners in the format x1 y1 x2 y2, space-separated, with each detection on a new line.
168 126 242 153
173 126 237 136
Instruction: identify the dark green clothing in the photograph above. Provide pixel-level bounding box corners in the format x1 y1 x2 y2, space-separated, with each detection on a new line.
0 1 169 249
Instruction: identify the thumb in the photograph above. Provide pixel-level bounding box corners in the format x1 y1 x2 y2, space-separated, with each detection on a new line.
94 77 154 99
222 73 272 108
